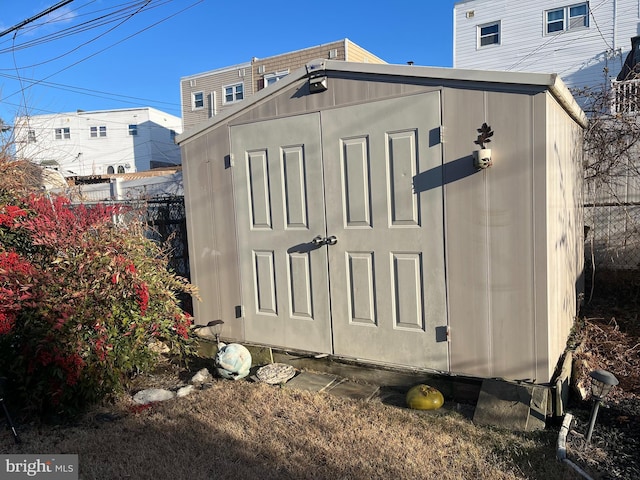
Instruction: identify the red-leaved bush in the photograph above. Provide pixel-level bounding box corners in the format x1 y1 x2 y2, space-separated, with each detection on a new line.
0 191 197 417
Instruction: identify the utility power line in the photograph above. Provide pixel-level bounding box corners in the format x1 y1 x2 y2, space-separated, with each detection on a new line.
0 0 202 118
0 0 74 39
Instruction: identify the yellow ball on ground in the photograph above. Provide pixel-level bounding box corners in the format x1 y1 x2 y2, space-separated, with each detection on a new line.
406 384 444 410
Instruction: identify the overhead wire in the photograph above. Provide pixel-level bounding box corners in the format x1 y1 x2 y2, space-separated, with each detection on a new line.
2 0 203 116
0 72 180 109
0 1 148 47
0 1 176 61
6 0 153 71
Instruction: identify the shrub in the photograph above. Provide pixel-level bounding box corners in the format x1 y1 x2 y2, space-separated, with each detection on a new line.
0 191 197 417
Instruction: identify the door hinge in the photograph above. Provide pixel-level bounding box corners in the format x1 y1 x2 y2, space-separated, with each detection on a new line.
439 126 444 144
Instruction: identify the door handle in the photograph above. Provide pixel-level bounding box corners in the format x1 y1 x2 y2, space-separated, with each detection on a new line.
311 235 338 246
325 235 338 245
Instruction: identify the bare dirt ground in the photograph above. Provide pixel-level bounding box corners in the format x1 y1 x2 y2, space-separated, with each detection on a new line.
567 270 640 479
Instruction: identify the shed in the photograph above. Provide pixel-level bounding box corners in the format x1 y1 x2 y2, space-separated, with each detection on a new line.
177 60 585 384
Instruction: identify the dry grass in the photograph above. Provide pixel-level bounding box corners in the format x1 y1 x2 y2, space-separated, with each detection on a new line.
0 363 579 480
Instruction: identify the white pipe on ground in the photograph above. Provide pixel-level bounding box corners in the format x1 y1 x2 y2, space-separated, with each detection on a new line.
556 413 595 480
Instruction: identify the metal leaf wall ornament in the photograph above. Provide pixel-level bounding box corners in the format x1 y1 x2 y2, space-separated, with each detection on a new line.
474 123 494 149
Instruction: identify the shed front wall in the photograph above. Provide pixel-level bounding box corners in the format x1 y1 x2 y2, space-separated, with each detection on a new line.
182 72 583 383
443 87 583 383
443 87 538 381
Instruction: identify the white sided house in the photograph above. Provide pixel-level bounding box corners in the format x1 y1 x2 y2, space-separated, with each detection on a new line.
178 60 586 384
14 107 182 177
454 1 640 270
453 0 640 91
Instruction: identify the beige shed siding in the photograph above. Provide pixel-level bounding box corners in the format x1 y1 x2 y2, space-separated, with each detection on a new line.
442 87 492 378
544 94 584 382
180 67 583 382
182 128 243 340
485 90 537 381
444 87 542 381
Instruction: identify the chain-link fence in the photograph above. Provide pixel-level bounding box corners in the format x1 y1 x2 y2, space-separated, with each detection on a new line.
145 196 189 279
73 195 192 313
584 202 640 271
145 196 191 314
584 201 640 301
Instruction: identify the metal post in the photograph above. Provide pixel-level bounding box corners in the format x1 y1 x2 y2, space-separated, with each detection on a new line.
0 377 21 444
585 398 601 444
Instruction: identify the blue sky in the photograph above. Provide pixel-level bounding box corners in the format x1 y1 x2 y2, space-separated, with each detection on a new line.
0 1 456 125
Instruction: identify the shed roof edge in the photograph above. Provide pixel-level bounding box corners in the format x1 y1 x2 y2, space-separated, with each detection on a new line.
177 60 587 144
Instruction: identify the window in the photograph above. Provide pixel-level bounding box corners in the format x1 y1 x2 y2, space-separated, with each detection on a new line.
90 126 107 138
569 4 589 29
128 124 138 136
264 70 290 87
117 165 125 173
546 3 588 34
55 128 70 140
107 166 115 174
223 83 244 103
478 21 500 47
27 129 36 143
192 91 204 109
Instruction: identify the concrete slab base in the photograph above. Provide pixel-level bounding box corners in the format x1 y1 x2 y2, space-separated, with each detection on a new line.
473 378 548 431
325 379 380 401
283 372 380 402
283 372 339 393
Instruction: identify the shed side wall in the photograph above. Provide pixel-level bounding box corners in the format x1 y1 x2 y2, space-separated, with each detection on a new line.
182 127 243 340
544 93 584 381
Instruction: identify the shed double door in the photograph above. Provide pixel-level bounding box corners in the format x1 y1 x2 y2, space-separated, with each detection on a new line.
231 92 448 370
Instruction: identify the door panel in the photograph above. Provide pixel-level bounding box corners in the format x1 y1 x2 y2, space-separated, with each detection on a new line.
321 92 448 370
342 137 372 227
232 93 448 371
346 252 376 325
231 114 332 353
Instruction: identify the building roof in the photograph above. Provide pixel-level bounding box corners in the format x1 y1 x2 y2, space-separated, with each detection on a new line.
179 61 253 82
15 106 181 122
178 38 385 83
177 59 587 144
